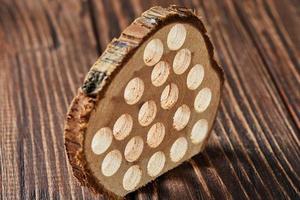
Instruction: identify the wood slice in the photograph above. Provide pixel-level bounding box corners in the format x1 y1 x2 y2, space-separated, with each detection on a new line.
64 5 224 199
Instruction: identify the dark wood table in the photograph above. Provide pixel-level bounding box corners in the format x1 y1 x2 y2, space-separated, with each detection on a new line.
0 0 299 199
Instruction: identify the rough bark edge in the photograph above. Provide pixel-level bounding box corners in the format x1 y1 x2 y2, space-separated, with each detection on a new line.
64 91 122 199
81 5 224 95
64 5 225 199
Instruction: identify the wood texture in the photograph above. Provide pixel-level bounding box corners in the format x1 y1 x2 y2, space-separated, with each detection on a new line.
0 0 299 199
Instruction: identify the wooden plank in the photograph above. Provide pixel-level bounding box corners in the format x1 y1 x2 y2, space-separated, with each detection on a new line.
193 0 300 199
233 0 300 129
0 0 299 199
0 0 98 199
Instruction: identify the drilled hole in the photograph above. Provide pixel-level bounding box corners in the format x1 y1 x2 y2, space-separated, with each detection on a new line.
187 64 204 90
143 39 164 66
194 88 212 113
147 151 166 177
124 136 144 162
170 137 188 162
173 48 191 75
160 83 179 110
113 114 133 140
190 119 208 144
167 24 187 50
138 100 157 126
173 104 191 131
101 150 122 177
123 165 142 191
147 122 165 148
91 127 113 155
151 61 170 87
124 77 144 105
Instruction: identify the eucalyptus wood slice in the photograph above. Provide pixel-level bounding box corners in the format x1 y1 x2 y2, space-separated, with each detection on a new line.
64 5 224 199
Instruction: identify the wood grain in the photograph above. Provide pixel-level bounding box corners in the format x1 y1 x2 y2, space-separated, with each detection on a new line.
0 0 299 199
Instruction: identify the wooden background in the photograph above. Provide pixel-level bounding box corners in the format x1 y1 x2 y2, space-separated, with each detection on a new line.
0 0 299 199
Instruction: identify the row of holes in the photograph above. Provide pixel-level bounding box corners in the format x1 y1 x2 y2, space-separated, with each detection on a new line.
92 118 209 177
91 23 212 191
99 118 208 191
124 62 205 107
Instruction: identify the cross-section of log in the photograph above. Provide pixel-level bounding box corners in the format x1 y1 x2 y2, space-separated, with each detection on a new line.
64 5 224 199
